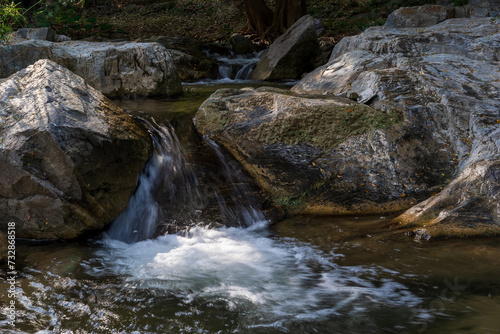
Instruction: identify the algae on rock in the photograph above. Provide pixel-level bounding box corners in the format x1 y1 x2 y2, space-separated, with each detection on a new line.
195 87 447 216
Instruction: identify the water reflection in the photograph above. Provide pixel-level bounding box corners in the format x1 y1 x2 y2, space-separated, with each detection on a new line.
273 215 500 334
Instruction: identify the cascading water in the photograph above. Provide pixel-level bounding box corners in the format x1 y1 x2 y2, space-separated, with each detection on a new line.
204 138 265 226
210 51 265 82
106 120 203 242
106 119 265 242
95 119 427 332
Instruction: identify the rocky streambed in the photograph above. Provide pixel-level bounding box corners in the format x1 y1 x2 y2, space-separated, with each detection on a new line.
0 5 499 254
0 5 500 329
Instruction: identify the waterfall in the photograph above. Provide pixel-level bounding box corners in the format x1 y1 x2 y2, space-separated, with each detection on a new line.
106 120 265 243
204 138 265 226
107 120 203 242
211 50 265 81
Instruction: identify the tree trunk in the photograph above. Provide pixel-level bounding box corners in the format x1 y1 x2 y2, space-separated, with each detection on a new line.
242 0 274 37
265 0 307 39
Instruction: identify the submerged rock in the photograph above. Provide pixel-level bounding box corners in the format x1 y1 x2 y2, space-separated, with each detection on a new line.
293 17 500 238
251 15 320 80
0 60 152 239
0 36 182 98
194 87 452 216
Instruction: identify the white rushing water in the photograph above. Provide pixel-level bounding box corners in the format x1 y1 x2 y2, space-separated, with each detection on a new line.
186 50 266 84
0 118 432 334
215 52 264 81
106 121 264 243
94 222 423 328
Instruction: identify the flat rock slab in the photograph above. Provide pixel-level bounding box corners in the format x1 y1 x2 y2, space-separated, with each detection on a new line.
293 17 500 238
0 59 152 239
0 39 182 98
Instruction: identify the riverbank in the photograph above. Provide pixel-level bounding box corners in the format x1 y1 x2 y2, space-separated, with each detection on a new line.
23 0 438 43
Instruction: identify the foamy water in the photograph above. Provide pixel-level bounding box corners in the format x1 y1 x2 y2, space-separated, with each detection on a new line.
92 222 424 328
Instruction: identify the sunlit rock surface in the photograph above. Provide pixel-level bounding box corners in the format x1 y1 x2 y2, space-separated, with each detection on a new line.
0 60 152 239
293 17 500 238
136 36 219 82
0 32 182 98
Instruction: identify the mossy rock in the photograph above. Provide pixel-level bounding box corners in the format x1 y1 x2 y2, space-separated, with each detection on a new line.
195 88 454 216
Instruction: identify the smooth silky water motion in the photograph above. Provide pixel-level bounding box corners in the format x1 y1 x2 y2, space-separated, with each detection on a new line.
1 84 500 334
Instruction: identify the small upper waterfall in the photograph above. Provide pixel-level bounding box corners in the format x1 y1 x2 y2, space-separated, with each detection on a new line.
107 119 266 243
208 50 266 82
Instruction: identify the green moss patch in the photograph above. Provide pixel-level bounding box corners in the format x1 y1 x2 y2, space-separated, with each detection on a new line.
255 100 403 151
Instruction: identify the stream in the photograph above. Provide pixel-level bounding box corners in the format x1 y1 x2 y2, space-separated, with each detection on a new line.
1 83 500 334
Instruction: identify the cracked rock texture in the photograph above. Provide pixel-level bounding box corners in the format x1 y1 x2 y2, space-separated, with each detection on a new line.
0 60 152 239
1 34 182 98
293 17 500 238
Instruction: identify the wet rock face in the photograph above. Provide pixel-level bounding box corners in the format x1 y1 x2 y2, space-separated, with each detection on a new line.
293 17 500 238
0 60 152 239
194 87 454 216
251 15 320 80
0 35 182 98
399 160 500 239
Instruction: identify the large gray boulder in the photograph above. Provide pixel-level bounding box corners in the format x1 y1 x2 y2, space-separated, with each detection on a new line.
0 37 182 98
11 27 71 42
251 15 320 80
12 27 57 42
467 0 500 17
384 5 448 28
194 87 450 216
0 59 152 239
293 18 500 238
388 1 500 22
